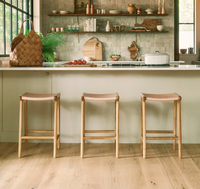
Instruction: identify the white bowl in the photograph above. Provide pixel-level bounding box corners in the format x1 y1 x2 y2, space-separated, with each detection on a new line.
60 11 68 15
157 25 164 31
109 10 122 14
145 8 155 14
52 10 57 14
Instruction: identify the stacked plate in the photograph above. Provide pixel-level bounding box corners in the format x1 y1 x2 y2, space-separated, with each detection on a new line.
109 10 122 14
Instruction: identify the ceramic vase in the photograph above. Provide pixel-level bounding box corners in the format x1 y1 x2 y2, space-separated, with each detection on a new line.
106 21 110 32
127 4 136 14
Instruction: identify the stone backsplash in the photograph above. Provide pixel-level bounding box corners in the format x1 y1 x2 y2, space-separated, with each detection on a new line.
42 0 174 61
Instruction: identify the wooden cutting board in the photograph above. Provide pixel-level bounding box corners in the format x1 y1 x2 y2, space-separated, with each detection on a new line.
64 63 97 67
82 37 103 61
135 19 161 31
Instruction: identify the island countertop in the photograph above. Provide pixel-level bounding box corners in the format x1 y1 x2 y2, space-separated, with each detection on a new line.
2 61 200 71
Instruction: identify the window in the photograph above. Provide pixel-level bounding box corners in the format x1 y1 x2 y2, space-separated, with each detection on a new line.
179 0 195 53
0 0 33 56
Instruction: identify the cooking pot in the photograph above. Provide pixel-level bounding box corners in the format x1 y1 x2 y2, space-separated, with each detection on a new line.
145 52 170 65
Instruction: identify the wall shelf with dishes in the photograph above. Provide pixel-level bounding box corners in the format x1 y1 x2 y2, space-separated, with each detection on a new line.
49 31 169 34
48 7 169 34
47 13 168 16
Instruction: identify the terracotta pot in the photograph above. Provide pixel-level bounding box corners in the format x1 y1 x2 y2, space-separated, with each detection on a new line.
127 4 136 14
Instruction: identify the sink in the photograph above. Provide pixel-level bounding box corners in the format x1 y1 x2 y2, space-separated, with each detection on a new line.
173 65 200 68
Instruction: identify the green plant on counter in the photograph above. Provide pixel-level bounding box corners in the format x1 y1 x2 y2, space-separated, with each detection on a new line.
25 29 66 62
109 54 121 58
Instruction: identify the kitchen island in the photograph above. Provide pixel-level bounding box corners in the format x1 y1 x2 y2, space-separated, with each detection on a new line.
0 62 200 144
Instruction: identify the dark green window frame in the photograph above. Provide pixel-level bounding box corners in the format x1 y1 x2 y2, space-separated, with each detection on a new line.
174 0 195 60
0 0 33 57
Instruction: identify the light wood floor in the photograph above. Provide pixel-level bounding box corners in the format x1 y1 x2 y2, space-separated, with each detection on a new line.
0 143 200 189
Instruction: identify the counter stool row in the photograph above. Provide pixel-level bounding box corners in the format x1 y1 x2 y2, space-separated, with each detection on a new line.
18 92 182 159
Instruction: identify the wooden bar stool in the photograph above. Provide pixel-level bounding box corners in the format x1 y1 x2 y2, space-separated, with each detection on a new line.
141 93 182 159
81 93 119 158
18 92 60 158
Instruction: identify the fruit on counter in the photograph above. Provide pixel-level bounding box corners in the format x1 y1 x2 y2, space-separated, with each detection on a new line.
78 60 82 64
82 60 87 64
109 54 121 58
73 60 77 65
68 62 72 65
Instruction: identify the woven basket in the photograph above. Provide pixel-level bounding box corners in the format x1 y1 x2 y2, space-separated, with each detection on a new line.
10 19 43 67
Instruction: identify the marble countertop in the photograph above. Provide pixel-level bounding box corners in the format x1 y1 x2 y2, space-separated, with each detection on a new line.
1 61 200 71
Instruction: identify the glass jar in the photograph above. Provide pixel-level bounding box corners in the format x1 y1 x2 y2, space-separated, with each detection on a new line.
67 25 72 31
75 25 79 31
72 25 76 31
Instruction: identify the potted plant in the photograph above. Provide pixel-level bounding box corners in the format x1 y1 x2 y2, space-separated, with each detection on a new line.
109 54 121 61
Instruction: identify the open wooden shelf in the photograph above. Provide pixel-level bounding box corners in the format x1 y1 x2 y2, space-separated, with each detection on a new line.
47 13 168 16
49 31 169 34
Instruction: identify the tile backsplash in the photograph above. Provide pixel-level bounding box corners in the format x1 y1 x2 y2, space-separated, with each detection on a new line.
42 0 174 61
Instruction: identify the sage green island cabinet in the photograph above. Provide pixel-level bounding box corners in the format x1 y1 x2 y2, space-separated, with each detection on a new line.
2 71 52 142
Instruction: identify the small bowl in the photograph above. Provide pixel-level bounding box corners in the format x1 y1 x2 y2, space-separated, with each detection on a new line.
145 8 155 14
60 11 68 15
157 25 164 31
180 49 187 54
52 10 58 14
111 56 121 61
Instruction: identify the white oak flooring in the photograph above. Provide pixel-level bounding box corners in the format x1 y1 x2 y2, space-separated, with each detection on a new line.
0 143 200 189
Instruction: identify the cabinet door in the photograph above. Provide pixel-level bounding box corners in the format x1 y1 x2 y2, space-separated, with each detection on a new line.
3 71 51 133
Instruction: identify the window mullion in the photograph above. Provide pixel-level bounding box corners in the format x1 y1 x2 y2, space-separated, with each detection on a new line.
10 0 12 43
16 0 18 35
26 0 29 30
3 2 6 55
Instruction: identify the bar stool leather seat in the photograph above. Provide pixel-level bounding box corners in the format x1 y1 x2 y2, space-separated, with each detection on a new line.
18 92 60 158
141 93 182 159
141 93 181 101
81 92 119 158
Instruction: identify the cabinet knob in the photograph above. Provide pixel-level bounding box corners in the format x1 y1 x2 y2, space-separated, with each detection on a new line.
46 72 49 75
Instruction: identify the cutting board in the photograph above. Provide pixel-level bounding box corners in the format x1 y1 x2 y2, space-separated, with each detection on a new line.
135 19 161 31
82 37 103 61
64 63 97 67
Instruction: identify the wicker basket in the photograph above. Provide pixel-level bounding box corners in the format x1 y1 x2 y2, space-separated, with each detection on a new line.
10 19 43 67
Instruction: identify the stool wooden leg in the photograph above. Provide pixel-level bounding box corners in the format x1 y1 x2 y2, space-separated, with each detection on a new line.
114 102 116 148
57 98 60 150
53 100 58 158
178 100 182 158
141 98 143 150
142 98 146 159
116 98 119 158
173 101 177 150
18 100 23 158
24 100 28 148
81 97 85 158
